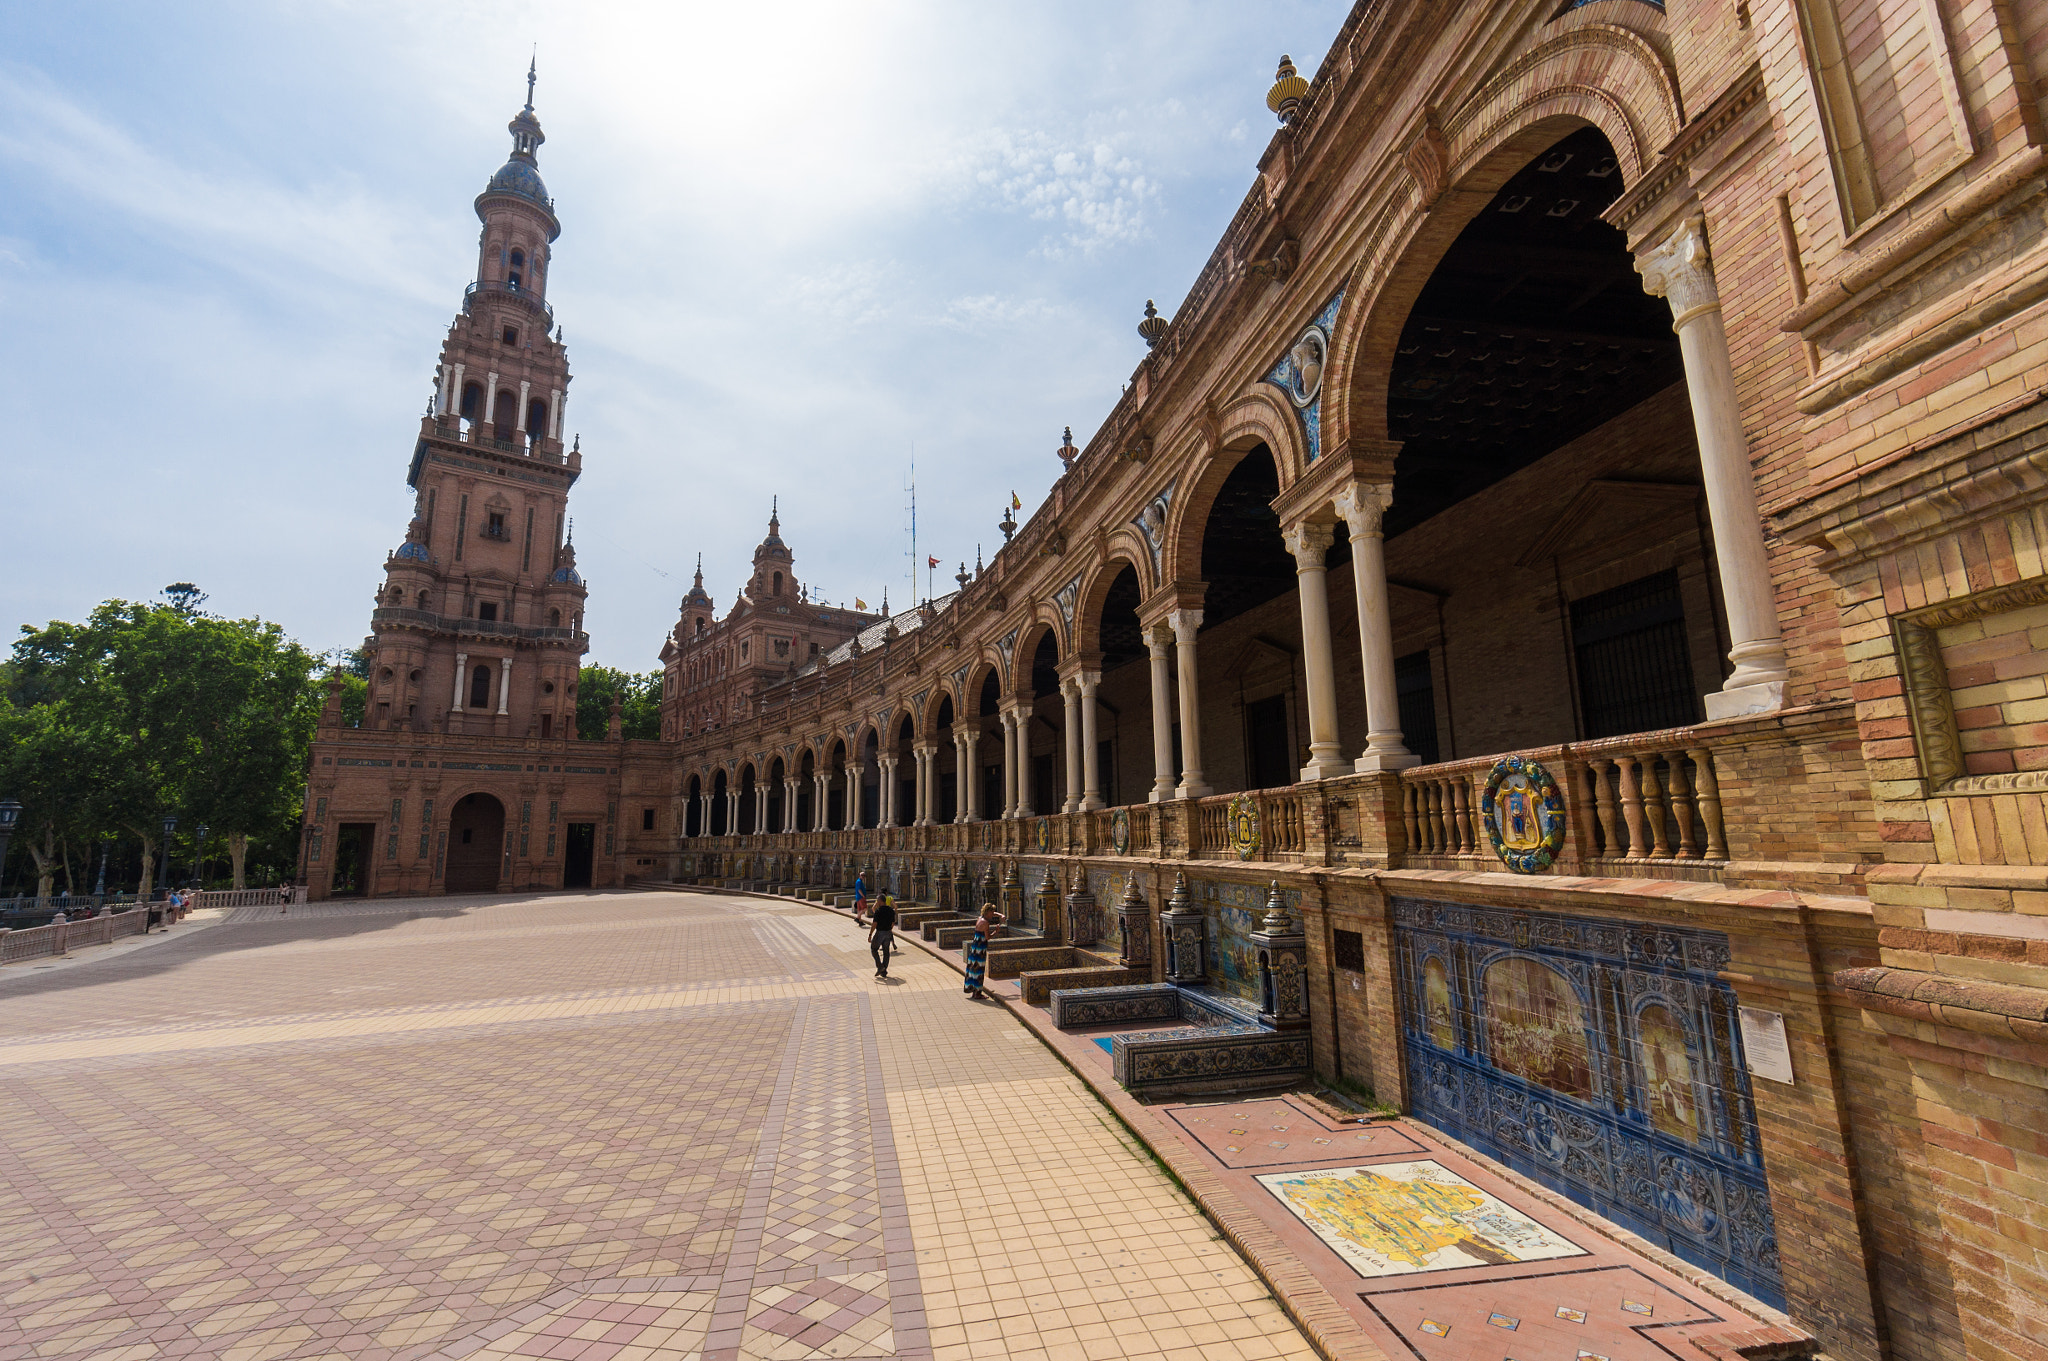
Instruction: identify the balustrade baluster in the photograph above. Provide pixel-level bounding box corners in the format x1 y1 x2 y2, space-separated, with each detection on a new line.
1687 747 1727 859
1592 759 1621 858
1643 756 1672 857
1665 751 1700 857
1403 783 1420 855
1617 755 1649 859
1428 781 1448 854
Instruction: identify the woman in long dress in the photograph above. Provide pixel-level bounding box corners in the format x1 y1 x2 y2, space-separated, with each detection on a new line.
964 906 1003 998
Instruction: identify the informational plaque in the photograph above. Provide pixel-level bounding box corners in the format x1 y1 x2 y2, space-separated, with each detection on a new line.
1739 1007 1795 1085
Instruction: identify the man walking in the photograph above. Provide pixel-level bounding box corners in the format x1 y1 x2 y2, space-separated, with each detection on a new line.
852 868 868 924
869 893 897 979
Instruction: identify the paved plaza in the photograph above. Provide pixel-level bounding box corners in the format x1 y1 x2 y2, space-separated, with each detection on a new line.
0 892 1317 1361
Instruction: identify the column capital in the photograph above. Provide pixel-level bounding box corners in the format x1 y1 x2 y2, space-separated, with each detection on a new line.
1282 520 1335 567
1167 608 1204 645
1059 675 1081 700
1635 212 1720 327
1332 481 1393 540
1075 669 1102 695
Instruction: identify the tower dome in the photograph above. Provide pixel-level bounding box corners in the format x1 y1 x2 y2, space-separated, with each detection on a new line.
475 59 561 240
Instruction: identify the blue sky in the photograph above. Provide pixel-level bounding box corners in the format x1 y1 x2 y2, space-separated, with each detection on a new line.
1 0 1350 669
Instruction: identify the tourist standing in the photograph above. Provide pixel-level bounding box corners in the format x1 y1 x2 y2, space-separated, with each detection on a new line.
963 905 1003 999
869 893 896 979
852 869 867 924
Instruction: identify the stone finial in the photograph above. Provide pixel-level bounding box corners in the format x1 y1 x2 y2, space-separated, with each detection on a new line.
1167 871 1193 913
1137 300 1168 349
1057 426 1079 467
1120 872 1147 909
1262 879 1294 931
1267 55 1308 125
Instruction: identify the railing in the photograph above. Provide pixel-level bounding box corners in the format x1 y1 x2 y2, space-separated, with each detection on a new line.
1397 730 1728 865
0 906 151 964
368 607 587 646
463 278 555 329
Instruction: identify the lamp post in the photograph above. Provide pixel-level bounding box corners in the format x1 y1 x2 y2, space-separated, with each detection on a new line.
160 814 177 900
93 839 107 899
0 798 21 899
193 824 209 890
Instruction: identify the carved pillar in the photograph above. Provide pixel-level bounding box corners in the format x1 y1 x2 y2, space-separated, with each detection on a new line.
848 762 865 831
496 656 513 716
878 757 897 828
1010 704 1036 817
1283 521 1346 780
1145 623 1177 803
1078 670 1104 811
1170 610 1211 798
1115 873 1152 971
1333 483 1417 772
1637 213 1788 719
1160 873 1206 985
1251 881 1309 1030
999 710 1018 819
1061 678 1083 814
451 652 468 712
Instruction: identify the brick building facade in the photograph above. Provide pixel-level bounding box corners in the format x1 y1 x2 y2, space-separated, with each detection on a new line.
305 8 2048 1358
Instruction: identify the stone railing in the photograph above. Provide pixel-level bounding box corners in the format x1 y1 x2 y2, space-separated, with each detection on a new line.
1397 728 1729 868
0 906 152 964
1190 789 1306 860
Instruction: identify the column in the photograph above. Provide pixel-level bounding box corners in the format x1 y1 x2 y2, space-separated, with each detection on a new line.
755 785 768 833
952 733 970 822
849 763 865 830
1146 624 1177 802
1000 711 1019 818
451 652 468 711
496 656 513 716
694 792 707 838
1637 213 1789 719
912 746 929 825
483 372 499 424
517 379 531 432
1079 671 1104 811
1283 521 1347 780
447 362 464 416
549 388 564 439
1012 705 1036 817
786 778 800 832
1061 679 1083 813
1333 484 1418 772
1170 610 1212 798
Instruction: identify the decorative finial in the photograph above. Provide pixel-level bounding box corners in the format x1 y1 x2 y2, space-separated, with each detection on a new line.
1000 503 1016 542
956 561 970 591
693 552 703 587
1057 425 1080 467
1137 299 1168 349
1262 880 1295 931
1267 55 1309 126
769 496 780 534
566 516 574 544
975 545 983 577
525 52 537 112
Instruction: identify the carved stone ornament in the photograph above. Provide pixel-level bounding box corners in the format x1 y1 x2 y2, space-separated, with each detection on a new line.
1403 108 1448 207
1896 575 2048 794
1635 213 1721 327
1227 792 1262 861
1480 756 1567 873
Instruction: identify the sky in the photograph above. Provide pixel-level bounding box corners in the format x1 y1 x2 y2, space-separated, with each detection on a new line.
1 0 1351 670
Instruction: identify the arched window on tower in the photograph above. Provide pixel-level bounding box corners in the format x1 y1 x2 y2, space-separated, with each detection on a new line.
508 248 525 290
694 618 705 635
773 572 783 596
494 389 516 438
527 398 549 441
417 590 430 610
549 607 561 628
469 664 492 710
460 382 483 420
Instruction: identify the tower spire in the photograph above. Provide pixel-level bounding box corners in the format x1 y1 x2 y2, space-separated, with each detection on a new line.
525 52 537 112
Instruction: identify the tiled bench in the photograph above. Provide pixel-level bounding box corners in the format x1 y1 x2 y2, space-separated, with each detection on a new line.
1019 963 1134 1006
1048 983 1309 1096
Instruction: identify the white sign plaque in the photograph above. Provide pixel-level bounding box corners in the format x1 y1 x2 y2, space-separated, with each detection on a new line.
1739 1007 1795 1085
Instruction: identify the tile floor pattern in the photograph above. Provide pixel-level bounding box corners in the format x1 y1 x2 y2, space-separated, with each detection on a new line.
0 893 1316 1361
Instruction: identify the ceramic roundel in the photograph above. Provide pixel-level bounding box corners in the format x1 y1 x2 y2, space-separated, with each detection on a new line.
1480 756 1566 874
1284 326 1327 408
1035 817 1051 854
1227 792 1262 861
1110 807 1131 855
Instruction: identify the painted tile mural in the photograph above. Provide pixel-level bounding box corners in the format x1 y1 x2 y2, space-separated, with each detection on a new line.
1256 1159 1585 1278
1390 896 1784 1309
1193 879 1299 1003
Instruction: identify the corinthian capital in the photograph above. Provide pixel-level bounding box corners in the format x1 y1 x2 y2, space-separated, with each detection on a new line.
1282 520 1336 567
1635 213 1720 326
1332 482 1393 540
1168 608 1204 645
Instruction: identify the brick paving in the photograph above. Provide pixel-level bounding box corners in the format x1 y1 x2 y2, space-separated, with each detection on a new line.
0 891 1318 1361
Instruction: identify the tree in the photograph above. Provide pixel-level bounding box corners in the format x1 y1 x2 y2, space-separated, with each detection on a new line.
577 667 661 741
0 700 103 897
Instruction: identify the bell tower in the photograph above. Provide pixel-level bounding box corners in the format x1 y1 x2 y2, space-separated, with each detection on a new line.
365 63 589 741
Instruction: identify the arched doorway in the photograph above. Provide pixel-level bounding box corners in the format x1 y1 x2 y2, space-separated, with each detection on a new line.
445 793 505 893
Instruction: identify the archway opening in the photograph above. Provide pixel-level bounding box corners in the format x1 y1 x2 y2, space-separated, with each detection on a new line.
711 769 729 836
1088 566 1145 807
445 793 505 894
935 695 956 823
1024 629 1060 812
686 775 703 837
769 757 787 831
739 764 757 834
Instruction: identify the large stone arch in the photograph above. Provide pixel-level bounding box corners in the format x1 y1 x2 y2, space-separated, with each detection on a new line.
1165 393 1301 587
1325 23 1682 455
1009 614 1063 696
1071 554 1151 657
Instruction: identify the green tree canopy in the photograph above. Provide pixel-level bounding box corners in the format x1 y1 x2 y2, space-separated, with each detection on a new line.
576 667 661 741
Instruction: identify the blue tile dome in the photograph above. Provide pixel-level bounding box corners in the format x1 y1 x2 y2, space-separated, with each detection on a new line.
394 540 432 563
552 566 582 585
486 157 550 208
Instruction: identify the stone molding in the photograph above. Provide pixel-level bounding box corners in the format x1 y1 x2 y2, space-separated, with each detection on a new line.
1894 574 2048 794
1834 964 2048 1048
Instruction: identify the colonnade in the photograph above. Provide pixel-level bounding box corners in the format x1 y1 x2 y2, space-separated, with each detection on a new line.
678 216 1783 838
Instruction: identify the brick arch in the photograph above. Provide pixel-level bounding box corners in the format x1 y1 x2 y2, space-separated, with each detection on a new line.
1324 24 1680 456
1009 615 1063 696
1164 393 1298 587
961 658 1002 718
1071 555 1150 658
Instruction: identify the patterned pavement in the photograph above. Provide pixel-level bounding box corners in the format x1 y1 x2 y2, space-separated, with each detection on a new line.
0 892 1319 1361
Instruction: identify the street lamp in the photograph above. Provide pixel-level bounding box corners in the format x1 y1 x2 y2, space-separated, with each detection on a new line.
0 798 21 899
193 824 209 890
160 814 177 899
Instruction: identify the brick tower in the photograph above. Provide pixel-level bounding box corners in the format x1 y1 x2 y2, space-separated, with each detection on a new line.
368 62 588 741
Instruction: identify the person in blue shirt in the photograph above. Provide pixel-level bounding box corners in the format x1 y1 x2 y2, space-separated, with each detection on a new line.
852 869 867 924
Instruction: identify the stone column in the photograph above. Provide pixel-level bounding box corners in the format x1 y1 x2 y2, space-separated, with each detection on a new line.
517 379 531 432
1170 611 1212 798
1079 671 1104 811
1637 213 1789 719
549 387 563 439
497 656 513 716
1000 711 1018 818
451 652 468 711
959 732 978 822
877 757 895 828
786 778 800 832
446 362 464 416
484 371 499 424
818 773 832 830
1145 624 1177 802
1333 483 1418 772
1282 522 1346 780
695 792 708 838
1011 704 1036 817
1061 679 1083 813
726 790 738 834
849 763 866 830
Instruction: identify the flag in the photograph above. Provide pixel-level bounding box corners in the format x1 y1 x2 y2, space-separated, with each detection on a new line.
927 555 939 568
1010 491 1022 511
855 598 866 610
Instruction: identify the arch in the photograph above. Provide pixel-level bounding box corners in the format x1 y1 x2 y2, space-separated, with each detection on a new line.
444 792 505 893
1325 25 1681 458
711 767 729 835
1010 617 1062 696
963 660 1001 717
460 382 484 420
1165 397 1302 586
468 664 493 711
1070 555 1149 658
